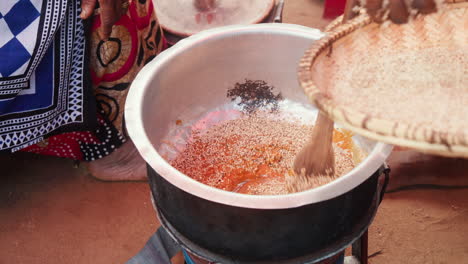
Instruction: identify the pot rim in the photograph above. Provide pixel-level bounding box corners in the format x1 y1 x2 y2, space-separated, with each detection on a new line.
125 23 393 209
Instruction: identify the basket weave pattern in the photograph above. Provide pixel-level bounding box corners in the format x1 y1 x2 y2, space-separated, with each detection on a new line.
299 4 468 158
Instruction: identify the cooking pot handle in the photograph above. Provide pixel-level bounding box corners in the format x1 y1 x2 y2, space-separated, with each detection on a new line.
126 227 181 264
378 165 391 205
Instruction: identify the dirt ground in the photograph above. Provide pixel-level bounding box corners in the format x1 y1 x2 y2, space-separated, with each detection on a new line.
1 0 468 263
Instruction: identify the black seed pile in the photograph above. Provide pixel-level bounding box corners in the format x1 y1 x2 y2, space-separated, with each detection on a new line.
227 79 283 114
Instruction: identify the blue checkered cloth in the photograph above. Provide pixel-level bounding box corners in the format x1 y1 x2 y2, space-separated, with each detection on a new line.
0 0 41 77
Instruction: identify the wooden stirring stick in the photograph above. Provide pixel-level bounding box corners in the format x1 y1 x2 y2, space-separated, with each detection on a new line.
293 112 336 177
293 0 359 179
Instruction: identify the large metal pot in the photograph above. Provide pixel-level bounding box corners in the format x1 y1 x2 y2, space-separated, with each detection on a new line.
125 24 393 263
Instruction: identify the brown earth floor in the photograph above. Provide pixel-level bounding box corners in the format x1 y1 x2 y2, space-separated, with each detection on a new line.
2 0 468 263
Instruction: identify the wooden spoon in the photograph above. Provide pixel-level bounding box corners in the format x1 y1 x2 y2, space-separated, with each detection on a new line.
293 0 358 179
293 112 335 177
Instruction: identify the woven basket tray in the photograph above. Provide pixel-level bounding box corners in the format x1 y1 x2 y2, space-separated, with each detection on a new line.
299 2 468 158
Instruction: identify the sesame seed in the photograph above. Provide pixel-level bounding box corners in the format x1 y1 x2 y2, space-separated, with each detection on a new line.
170 112 357 195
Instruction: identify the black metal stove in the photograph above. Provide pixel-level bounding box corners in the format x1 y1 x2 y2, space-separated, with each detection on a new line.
125 226 370 264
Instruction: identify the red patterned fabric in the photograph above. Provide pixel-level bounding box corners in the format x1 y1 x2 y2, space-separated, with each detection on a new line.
22 0 166 161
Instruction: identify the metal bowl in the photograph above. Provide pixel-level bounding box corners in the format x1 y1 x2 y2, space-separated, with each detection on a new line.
125 24 393 263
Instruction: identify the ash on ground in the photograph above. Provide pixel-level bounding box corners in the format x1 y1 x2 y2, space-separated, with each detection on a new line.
227 79 283 114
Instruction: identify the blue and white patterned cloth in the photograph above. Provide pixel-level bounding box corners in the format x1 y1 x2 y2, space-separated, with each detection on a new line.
0 0 95 152
0 0 41 78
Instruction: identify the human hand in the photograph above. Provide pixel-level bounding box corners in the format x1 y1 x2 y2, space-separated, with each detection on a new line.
80 0 127 40
362 0 438 24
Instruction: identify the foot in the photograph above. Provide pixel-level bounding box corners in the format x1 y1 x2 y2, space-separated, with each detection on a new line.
86 140 147 181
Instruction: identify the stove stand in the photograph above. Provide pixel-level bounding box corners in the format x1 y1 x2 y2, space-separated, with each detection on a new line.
126 226 370 264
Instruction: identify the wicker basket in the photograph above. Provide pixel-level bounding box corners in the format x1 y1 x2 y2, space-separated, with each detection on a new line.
299 2 468 158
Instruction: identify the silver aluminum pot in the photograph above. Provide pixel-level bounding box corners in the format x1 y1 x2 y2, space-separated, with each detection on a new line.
125 24 393 263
